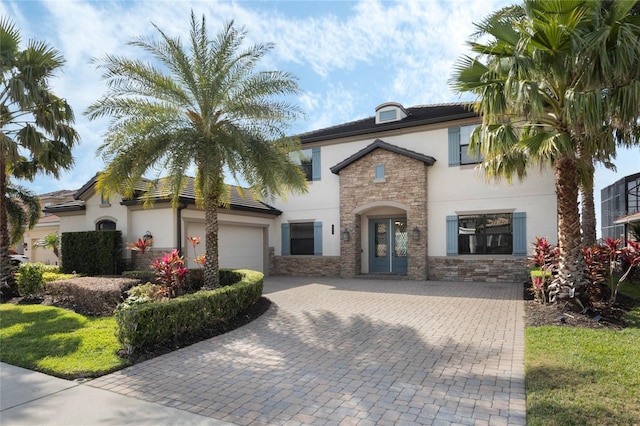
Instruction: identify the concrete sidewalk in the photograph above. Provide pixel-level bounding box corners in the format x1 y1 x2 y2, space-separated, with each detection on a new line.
0 363 234 425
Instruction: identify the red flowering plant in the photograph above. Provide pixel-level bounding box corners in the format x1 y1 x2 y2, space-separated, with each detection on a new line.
188 236 205 266
527 237 558 303
150 249 188 298
128 237 153 254
610 240 640 304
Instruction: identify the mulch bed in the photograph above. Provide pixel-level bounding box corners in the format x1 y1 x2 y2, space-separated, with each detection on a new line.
523 282 638 330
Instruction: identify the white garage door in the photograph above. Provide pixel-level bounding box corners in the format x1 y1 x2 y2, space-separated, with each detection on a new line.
185 223 263 272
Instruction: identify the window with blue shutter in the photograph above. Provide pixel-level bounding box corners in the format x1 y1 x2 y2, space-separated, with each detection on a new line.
448 127 461 167
281 223 290 255
283 221 322 255
512 212 527 256
449 125 481 166
312 147 321 181
374 164 385 181
446 215 458 255
314 222 323 255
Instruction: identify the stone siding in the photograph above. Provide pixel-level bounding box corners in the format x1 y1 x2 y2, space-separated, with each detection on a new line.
272 256 341 277
429 256 528 282
338 148 429 280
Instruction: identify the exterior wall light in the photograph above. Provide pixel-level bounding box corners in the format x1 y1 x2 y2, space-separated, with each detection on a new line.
412 226 421 241
342 228 350 241
143 231 153 243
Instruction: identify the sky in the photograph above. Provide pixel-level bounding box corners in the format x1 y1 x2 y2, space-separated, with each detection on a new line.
3 0 639 235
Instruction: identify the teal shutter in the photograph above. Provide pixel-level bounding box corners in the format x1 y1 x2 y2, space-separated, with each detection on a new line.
512 212 527 256
281 223 290 256
448 127 460 166
446 215 458 255
312 147 321 181
374 164 385 180
314 222 323 255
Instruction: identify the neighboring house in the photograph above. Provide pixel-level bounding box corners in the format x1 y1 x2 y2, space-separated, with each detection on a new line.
43 102 558 282
44 176 281 273
19 189 76 265
601 172 640 241
269 102 558 282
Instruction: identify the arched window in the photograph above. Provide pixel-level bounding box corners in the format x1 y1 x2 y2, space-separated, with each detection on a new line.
96 220 116 231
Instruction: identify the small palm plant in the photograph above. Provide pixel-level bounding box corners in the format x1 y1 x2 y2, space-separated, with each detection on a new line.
33 233 61 259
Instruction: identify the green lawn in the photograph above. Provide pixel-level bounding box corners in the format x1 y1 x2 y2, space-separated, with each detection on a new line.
525 285 640 426
0 304 129 379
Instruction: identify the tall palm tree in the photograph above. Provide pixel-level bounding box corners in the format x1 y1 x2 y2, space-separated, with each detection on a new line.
451 0 640 306
1 17 78 292
86 12 307 290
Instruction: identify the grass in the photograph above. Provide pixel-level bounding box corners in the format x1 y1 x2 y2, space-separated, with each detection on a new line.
0 304 129 379
525 284 640 425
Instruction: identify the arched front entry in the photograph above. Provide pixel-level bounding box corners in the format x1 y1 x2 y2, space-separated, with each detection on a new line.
369 217 408 274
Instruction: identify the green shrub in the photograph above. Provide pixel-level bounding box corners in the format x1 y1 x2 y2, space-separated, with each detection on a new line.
17 263 45 297
60 230 123 275
120 283 165 308
115 269 263 355
45 277 139 316
186 268 242 291
43 272 74 282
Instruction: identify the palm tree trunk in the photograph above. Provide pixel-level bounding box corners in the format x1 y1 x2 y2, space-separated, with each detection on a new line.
202 192 220 290
580 179 597 247
549 154 586 309
0 153 16 295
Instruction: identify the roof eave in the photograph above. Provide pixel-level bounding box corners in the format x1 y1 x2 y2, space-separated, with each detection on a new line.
300 111 477 144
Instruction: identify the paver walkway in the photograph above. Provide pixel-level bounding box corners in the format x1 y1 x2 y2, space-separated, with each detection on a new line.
90 277 526 425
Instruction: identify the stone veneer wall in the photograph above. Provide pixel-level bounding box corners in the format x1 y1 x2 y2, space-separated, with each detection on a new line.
338 149 429 280
272 256 341 276
428 256 529 282
130 249 165 270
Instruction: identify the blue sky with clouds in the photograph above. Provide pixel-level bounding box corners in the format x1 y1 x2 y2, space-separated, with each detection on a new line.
3 0 638 234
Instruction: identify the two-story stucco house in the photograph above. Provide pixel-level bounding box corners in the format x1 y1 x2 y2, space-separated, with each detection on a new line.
269 102 558 282
43 102 557 282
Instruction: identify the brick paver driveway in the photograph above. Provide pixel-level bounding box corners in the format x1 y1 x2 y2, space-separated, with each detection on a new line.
90 277 526 425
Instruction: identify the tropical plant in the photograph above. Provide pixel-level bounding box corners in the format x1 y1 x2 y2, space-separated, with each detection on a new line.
610 239 640 304
1 17 79 293
451 0 640 310
5 181 40 245
127 237 152 254
85 12 307 290
150 249 188 298
33 232 61 258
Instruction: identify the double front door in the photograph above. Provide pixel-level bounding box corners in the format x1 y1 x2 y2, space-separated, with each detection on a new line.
369 218 408 274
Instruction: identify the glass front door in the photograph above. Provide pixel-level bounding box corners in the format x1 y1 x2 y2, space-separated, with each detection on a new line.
369 218 408 274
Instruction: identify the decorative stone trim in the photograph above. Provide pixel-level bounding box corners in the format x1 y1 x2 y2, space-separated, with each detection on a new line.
272 256 341 277
428 256 528 282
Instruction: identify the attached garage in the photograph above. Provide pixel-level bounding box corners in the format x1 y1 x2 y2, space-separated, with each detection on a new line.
184 221 266 273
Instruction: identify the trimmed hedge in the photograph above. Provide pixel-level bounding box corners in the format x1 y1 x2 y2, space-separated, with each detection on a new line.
61 231 123 275
115 269 263 355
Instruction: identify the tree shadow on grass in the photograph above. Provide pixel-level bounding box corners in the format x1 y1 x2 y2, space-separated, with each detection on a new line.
526 365 639 426
0 306 83 370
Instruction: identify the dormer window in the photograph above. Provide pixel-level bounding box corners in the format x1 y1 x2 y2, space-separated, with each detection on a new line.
375 102 409 124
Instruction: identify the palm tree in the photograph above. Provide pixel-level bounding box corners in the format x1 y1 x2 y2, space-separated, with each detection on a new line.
86 12 307 290
33 232 61 259
1 17 79 292
451 0 640 306
5 181 41 246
